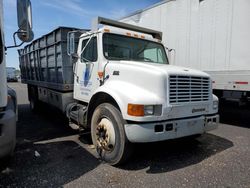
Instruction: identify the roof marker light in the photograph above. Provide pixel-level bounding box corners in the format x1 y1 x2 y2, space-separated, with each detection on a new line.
134 34 139 38
104 28 110 32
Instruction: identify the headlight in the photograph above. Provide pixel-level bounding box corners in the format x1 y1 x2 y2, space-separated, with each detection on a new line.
127 104 162 116
213 101 219 110
144 105 154 115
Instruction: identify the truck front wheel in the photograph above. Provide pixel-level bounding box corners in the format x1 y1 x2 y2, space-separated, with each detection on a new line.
91 103 133 166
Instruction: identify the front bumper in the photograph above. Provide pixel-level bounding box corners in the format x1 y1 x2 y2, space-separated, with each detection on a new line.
0 109 16 158
124 114 219 143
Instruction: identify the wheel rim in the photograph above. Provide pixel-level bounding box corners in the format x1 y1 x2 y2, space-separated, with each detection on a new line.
95 117 116 152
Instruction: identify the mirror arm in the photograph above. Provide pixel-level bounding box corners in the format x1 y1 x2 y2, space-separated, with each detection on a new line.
165 46 176 64
6 31 26 49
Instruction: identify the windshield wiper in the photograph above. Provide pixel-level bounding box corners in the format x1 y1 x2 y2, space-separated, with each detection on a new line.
136 57 154 62
108 57 130 61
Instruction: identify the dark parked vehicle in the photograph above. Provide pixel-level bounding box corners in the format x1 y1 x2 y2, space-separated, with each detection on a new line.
6 67 18 82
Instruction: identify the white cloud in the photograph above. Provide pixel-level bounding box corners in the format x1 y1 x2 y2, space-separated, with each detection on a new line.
40 0 129 19
41 0 103 18
110 9 128 19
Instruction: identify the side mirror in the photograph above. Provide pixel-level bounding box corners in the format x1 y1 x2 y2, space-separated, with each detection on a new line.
17 0 34 42
67 32 76 56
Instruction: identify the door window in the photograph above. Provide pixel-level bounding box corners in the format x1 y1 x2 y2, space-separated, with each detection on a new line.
81 37 97 62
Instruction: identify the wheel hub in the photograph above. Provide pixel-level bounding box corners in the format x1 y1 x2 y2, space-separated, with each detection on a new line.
96 118 115 151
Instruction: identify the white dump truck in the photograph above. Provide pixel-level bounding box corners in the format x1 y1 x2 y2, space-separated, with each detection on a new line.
0 0 33 159
19 17 219 165
121 0 250 104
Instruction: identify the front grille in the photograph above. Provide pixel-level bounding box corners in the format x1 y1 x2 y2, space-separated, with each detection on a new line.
169 75 210 104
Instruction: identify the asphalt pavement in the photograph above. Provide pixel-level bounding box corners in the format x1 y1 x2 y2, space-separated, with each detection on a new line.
0 82 249 188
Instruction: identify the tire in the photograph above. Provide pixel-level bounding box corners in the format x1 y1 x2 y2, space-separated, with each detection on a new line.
30 97 38 112
91 103 133 166
28 85 39 112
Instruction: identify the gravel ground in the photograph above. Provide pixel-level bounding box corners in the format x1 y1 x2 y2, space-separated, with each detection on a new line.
0 82 249 188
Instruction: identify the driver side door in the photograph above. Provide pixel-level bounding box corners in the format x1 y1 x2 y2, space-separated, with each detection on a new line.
74 35 99 102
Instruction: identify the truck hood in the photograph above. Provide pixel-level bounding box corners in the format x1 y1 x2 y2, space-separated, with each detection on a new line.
117 61 210 78
103 60 213 122
105 60 211 101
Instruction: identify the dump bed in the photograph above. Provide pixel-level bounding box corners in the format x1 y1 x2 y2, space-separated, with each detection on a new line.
18 27 82 91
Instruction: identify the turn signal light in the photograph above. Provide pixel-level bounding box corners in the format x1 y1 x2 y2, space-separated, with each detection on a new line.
127 104 144 116
98 71 104 78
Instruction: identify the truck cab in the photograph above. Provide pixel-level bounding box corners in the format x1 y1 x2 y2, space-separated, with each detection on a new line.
68 17 219 165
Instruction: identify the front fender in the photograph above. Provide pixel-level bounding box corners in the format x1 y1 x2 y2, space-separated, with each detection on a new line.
93 80 163 121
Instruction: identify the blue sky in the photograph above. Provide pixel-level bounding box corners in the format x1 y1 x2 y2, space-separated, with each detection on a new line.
3 0 161 69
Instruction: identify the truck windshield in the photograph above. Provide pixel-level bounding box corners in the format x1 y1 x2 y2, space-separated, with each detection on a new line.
103 33 168 64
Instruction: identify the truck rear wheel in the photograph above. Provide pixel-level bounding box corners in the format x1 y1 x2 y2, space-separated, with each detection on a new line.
29 97 39 112
30 98 34 111
28 85 39 112
91 103 133 166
